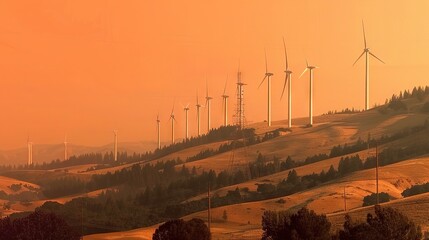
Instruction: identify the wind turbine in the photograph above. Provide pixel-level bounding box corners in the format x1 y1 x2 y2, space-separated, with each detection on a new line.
353 20 385 111
113 130 118 161
281 37 293 128
64 134 68 161
299 60 318 126
205 82 213 132
169 104 176 144
196 92 202 136
258 50 274 127
183 104 190 140
156 114 161 149
27 136 33 166
221 79 229 126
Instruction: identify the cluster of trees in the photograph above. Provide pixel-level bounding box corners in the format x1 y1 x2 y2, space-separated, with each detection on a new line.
169 137 429 219
0 210 80 239
378 86 429 113
152 218 210 240
339 206 422 240
402 182 429 198
262 206 422 240
362 192 391 206
186 129 281 163
391 86 429 102
324 108 362 115
262 207 331 240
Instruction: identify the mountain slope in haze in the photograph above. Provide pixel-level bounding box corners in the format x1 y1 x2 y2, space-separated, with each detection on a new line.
0 141 159 165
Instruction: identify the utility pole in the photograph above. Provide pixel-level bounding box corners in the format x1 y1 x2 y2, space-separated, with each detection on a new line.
207 182 211 233
375 142 379 205
367 132 371 150
343 186 347 212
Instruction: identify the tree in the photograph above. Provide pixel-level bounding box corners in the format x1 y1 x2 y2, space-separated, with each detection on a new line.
261 207 331 240
153 218 210 240
286 169 300 185
339 206 422 240
289 207 331 240
222 210 228 221
0 210 80 240
362 192 390 206
153 219 188 240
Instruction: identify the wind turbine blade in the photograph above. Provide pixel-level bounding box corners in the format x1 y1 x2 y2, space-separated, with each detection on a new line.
258 75 267 89
305 59 309 68
280 74 289 100
265 49 268 73
299 68 308 79
362 20 367 49
283 37 288 69
368 51 385 64
353 51 365 66
223 78 227 95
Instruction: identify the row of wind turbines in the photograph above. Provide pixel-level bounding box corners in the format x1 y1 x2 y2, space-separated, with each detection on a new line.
24 21 385 164
156 21 384 148
157 82 228 149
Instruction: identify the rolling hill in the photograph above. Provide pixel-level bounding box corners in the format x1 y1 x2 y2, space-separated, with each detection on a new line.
1 89 429 240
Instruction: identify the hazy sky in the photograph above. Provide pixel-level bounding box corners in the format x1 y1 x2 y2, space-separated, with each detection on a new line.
0 0 428 150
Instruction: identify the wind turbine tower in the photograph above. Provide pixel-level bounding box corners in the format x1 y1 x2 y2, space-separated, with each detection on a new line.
113 130 118 161
64 134 68 161
27 137 33 166
205 83 213 132
299 60 318 126
221 80 229 126
156 114 161 149
170 105 176 144
196 93 202 136
281 38 293 128
183 104 190 140
258 50 274 127
353 20 385 110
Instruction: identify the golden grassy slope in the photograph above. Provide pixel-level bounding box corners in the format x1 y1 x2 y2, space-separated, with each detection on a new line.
86 156 429 240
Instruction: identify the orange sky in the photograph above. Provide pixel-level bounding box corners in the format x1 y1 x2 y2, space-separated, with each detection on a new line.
0 0 428 150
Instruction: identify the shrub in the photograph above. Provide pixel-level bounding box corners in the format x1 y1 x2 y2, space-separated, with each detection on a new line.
153 218 210 240
362 192 390 206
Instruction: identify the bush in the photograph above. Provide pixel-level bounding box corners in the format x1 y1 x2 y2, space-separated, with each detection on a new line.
257 183 276 195
362 192 390 206
153 218 210 240
402 182 429 197
8 184 22 192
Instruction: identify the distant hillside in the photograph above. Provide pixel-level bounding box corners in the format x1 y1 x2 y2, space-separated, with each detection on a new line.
0 141 158 165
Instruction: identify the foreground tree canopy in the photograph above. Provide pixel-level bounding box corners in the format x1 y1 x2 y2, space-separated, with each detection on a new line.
262 206 422 240
339 205 422 240
262 207 331 240
153 218 211 240
0 210 80 240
